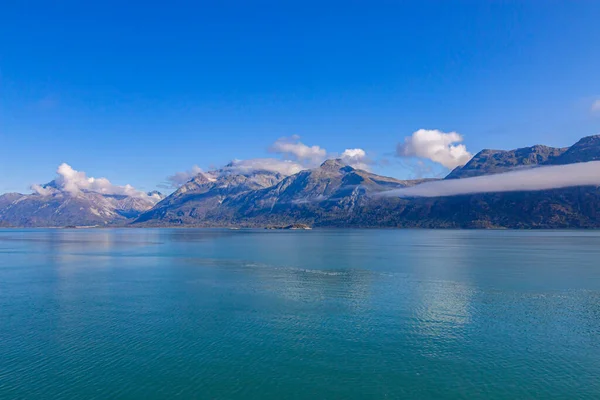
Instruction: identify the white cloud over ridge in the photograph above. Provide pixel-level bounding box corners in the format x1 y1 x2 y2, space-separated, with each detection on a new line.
382 161 600 198
269 135 327 166
397 129 472 169
32 163 160 201
31 184 54 196
223 158 305 176
164 157 306 186
340 148 372 171
166 165 216 188
165 136 376 185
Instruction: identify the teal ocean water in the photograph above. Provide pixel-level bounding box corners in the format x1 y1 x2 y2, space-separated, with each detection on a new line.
1 229 599 399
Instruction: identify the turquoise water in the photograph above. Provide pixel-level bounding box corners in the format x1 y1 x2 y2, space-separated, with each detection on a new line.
0 229 599 399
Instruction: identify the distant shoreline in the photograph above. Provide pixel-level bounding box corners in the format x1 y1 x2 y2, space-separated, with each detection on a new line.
2 225 600 231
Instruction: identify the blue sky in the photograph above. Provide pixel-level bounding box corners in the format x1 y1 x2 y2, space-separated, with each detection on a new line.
1 1 599 194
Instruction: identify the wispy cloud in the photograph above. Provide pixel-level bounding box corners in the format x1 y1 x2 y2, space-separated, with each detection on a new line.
592 99 600 113
381 161 600 197
397 129 472 169
31 184 53 196
223 158 304 176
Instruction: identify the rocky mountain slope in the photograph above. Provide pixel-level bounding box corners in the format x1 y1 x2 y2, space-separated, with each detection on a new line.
224 160 433 226
446 135 600 179
552 135 600 165
446 145 567 179
134 167 286 224
348 186 600 228
134 135 600 228
134 159 436 226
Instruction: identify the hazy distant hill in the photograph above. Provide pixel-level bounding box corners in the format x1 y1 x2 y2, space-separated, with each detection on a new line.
0 183 164 227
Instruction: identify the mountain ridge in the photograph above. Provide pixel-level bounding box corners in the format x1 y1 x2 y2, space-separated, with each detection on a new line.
2 134 600 228
133 134 600 228
446 134 600 179
0 183 164 227
135 159 431 226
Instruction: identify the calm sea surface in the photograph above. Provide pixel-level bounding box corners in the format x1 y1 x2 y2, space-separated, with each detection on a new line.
0 229 599 399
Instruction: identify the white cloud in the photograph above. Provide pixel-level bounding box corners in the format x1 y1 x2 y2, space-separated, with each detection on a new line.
397 129 473 169
217 136 331 176
382 161 600 198
269 136 375 170
166 136 373 180
269 135 327 166
31 184 53 196
32 163 158 201
166 165 214 188
592 99 600 113
340 148 372 171
224 158 305 176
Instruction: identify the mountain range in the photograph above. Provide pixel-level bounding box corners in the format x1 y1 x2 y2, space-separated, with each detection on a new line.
2 135 600 228
0 180 164 227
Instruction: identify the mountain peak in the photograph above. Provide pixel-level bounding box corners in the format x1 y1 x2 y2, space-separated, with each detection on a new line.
553 134 600 165
446 143 567 179
190 172 216 184
146 190 164 199
320 159 348 169
571 134 600 146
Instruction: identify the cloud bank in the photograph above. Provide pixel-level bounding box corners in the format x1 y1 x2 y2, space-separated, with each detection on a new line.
382 161 600 198
397 129 472 169
32 163 160 201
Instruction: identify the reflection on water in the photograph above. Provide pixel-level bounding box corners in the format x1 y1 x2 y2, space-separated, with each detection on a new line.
409 232 475 336
0 228 599 399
